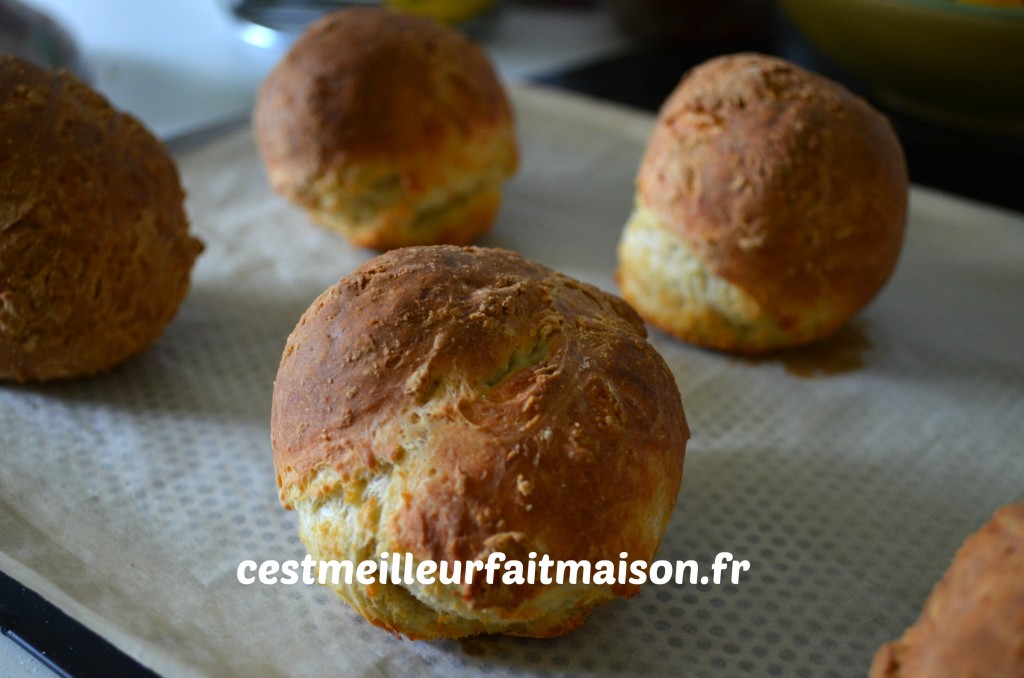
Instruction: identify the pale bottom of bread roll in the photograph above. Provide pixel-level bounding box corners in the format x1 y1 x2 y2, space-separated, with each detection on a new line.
295 467 612 639
616 201 834 353
302 168 507 250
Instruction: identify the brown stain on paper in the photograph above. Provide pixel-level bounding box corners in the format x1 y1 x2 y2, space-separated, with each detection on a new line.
459 636 503 657
741 320 872 378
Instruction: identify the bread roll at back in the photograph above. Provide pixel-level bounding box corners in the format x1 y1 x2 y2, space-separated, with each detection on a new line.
254 8 518 250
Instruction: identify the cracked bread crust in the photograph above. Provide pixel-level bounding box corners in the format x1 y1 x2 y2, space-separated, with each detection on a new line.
253 7 518 250
620 53 908 353
271 246 689 638
0 56 202 381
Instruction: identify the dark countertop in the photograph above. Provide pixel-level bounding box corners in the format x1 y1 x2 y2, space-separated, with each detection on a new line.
535 10 1024 215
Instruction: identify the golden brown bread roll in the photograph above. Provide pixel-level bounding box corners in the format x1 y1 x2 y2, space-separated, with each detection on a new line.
0 56 202 382
617 53 908 353
870 503 1024 678
253 8 518 250
271 245 688 638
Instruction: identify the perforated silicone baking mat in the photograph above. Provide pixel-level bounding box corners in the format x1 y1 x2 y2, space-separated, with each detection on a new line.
2 85 1023 677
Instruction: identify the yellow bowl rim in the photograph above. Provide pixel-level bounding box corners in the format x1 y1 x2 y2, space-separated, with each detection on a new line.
787 0 1024 22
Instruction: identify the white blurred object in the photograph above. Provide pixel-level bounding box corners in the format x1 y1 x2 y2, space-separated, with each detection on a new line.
225 0 380 49
18 0 282 139
223 0 505 49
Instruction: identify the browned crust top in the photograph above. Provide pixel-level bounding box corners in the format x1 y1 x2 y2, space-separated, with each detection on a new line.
254 7 514 188
639 53 908 330
271 246 688 592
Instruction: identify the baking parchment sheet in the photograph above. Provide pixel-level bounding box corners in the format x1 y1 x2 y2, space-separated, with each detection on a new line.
2 85 1023 677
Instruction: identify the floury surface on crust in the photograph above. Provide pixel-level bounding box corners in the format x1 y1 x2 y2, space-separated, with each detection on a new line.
271 246 689 638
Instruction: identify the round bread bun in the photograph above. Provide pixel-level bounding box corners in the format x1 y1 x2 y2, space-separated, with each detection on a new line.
616 53 908 354
253 7 518 250
0 56 203 382
870 503 1024 678
271 246 688 639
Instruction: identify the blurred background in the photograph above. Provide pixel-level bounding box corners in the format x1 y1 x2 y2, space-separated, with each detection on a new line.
2 0 1022 197
2 0 631 140
2 0 1021 213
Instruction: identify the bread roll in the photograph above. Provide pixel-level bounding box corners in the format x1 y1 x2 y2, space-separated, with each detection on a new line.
253 8 518 250
870 503 1024 677
0 56 202 382
271 246 688 638
617 53 908 353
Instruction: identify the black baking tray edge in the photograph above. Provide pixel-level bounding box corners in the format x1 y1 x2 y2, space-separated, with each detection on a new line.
0 570 159 677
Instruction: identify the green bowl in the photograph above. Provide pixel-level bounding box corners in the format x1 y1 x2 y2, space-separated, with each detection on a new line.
779 0 1024 135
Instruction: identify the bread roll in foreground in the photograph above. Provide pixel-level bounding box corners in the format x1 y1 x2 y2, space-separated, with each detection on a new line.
617 53 908 353
871 503 1024 677
0 56 202 382
254 8 518 250
271 246 688 639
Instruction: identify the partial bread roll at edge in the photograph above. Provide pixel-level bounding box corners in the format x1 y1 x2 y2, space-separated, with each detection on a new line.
271 246 689 639
870 503 1024 678
617 53 908 353
253 7 518 250
0 56 203 382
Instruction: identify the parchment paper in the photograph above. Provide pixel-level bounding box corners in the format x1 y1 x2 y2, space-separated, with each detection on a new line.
2 85 1023 677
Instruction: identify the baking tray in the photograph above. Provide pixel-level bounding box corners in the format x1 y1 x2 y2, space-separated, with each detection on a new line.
1 84 1022 677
